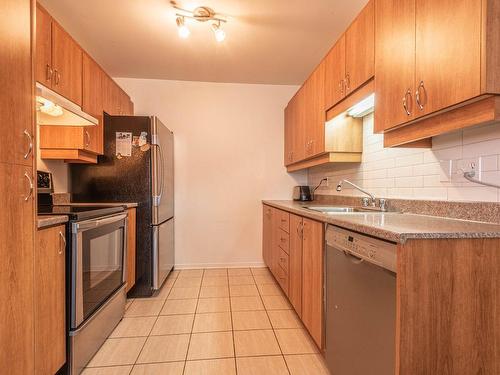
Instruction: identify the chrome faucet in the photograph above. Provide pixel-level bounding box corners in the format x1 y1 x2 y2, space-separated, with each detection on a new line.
336 179 381 209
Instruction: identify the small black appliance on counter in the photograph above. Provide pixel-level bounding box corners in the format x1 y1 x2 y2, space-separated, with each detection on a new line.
293 186 312 201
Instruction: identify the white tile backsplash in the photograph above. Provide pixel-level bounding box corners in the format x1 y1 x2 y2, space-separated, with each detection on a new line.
309 114 500 202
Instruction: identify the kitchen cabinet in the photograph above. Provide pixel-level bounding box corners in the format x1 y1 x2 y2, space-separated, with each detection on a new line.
36 3 83 106
83 53 104 154
35 225 66 375
301 217 324 349
262 205 323 349
288 214 303 316
126 208 137 292
39 125 99 163
0 164 35 374
304 62 326 158
324 0 374 110
375 0 500 145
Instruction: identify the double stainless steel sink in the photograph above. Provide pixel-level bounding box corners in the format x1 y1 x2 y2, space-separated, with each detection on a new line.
302 206 401 215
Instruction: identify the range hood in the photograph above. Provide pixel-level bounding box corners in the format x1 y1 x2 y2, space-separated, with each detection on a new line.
36 83 98 126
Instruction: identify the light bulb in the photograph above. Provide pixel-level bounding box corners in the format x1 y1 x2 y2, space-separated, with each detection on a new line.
176 16 190 39
214 27 225 42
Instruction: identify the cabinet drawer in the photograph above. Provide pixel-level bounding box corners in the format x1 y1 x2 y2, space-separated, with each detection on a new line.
276 264 289 295
278 210 290 233
278 229 289 254
278 248 289 274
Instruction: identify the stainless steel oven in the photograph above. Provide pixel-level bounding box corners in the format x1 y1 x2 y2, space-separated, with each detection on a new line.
69 212 128 374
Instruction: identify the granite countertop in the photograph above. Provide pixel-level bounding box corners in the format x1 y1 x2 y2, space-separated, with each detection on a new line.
263 200 500 243
37 215 69 229
55 202 139 208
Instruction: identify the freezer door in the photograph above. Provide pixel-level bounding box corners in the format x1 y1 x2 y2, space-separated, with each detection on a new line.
151 116 174 225
152 218 174 290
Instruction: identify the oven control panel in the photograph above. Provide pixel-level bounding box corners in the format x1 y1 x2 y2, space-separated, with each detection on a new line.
326 226 397 272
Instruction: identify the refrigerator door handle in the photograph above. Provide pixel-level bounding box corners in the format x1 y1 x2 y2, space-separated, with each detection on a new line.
152 143 164 207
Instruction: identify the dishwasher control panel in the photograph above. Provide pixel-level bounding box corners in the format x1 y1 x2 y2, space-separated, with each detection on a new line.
326 226 397 272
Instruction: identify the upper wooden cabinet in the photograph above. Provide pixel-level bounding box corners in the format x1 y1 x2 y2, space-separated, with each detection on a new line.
83 53 104 154
36 4 83 106
324 0 374 110
304 62 326 158
375 0 500 144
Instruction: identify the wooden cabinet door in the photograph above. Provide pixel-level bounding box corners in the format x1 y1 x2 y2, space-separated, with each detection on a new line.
293 87 306 163
284 103 293 166
126 208 137 292
83 53 104 154
0 164 35 374
262 205 274 268
0 0 33 166
35 4 53 87
304 62 326 158
324 35 346 110
271 209 282 277
301 218 324 349
289 214 303 317
345 0 375 95
414 0 482 117
35 225 66 375
374 0 416 133
52 21 82 105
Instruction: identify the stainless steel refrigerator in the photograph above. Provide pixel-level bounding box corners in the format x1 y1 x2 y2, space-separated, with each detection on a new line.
70 115 174 297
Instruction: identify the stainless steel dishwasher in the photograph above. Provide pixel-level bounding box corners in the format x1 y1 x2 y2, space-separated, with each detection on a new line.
325 225 397 375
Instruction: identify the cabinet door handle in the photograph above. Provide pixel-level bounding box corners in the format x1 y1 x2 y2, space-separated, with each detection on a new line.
23 172 33 201
23 129 33 159
54 69 60 85
402 89 412 116
345 73 350 91
339 79 344 95
415 81 427 111
84 130 91 148
45 64 53 82
59 231 66 255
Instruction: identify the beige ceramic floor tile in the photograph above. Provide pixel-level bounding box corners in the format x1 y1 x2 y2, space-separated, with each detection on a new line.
174 277 202 288
164 276 177 288
232 310 271 331
125 299 134 311
262 295 291 310
87 337 146 367
229 284 259 297
192 312 232 333
150 314 194 335
234 330 281 357
184 358 236 375
109 317 157 338
151 285 172 300
124 299 165 317
228 275 255 285
137 334 190 363
196 297 230 313
236 356 289 375
168 287 200 300
161 299 198 315
230 296 264 311
81 366 133 375
253 274 277 285
250 268 271 276
199 285 230 298
178 269 204 278
131 362 184 375
202 276 229 286
228 268 252 276
267 310 303 329
203 268 228 277
170 270 180 277
187 331 234 360
275 329 319 355
257 283 284 296
285 354 330 375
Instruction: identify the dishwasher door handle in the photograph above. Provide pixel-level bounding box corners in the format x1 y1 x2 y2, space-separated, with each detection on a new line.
343 250 365 264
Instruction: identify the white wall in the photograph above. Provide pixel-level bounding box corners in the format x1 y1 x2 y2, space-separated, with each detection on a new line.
310 114 500 202
117 78 306 268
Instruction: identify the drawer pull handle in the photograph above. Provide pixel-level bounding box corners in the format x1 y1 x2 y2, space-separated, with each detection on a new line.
59 232 66 255
403 89 412 116
23 129 33 159
415 80 427 111
23 172 33 201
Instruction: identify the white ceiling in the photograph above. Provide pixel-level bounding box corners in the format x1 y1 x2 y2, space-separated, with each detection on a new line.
39 0 369 85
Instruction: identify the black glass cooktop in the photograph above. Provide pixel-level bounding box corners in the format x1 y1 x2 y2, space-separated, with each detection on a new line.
38 205 125 221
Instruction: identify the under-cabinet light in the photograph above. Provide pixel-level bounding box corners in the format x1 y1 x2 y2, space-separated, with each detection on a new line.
347 93 375 118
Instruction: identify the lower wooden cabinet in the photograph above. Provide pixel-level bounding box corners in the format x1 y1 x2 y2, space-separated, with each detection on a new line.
126 207 137 292
262 205 324 349
35 224 66 375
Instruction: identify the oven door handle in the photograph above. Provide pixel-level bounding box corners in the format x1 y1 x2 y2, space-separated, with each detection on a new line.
73 213 128 232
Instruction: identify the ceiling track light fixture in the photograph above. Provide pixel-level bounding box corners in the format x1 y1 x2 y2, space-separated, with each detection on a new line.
173 5 227 42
